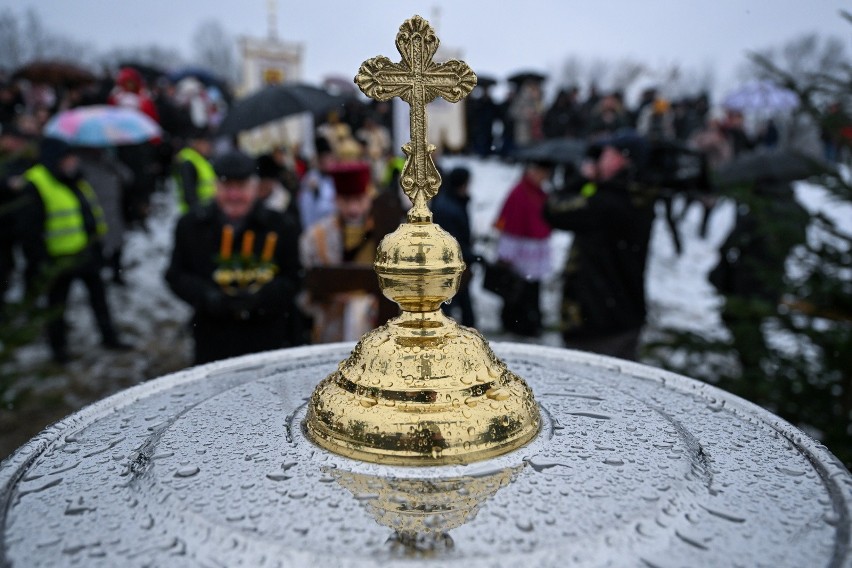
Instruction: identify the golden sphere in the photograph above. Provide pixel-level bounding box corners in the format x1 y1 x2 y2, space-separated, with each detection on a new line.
374 222 465 312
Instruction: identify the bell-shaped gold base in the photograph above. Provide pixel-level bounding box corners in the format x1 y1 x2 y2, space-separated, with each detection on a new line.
305 310 541 465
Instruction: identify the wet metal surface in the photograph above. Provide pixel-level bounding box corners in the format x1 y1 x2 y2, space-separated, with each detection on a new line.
1 343 850 567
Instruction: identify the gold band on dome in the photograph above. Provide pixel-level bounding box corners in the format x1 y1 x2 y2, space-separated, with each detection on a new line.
304 15 541 465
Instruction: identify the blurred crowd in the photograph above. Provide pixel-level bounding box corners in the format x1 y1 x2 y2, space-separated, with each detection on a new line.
0 63 849 368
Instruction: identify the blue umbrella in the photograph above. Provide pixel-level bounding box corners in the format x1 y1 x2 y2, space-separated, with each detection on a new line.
723 81 799 113
44 105 161 147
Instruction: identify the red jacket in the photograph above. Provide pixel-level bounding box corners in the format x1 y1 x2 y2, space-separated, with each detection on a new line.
494 174 551 239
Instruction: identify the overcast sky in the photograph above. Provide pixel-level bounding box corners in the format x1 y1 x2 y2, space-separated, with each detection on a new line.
4 0 850 99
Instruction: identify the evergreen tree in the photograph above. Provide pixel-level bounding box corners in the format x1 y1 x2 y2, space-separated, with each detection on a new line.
647 12 852 467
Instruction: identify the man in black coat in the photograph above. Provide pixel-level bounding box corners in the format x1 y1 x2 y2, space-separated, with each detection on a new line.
543 133 656 360
432 167 476 327
165 150 302 365
709 177 808 381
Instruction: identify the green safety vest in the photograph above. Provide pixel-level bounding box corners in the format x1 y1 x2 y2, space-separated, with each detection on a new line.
25 164 107 257
175 147 216 213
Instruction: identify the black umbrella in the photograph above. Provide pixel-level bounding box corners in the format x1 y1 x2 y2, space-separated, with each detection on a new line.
512 137 587 165
474 74 498 89
12 60 97 87
168 66 223 87
714 148 831 188
217 83 346 135
507 70 547 86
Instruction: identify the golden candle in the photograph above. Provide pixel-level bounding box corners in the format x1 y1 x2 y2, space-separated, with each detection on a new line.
220 225 234 259
261 232 278 262
241 230 255 258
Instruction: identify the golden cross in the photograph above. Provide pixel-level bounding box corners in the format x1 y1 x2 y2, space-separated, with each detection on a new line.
355 15 476 223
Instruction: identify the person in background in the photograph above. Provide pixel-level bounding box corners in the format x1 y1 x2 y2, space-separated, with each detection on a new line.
636 98 676 141
173 129 215 214
18 138 132 363
587 94 630 139
0 122 37 304
107 67 160 123
256 153 298 222
299 162 379 343
298 137 337 231
493 160 554 337
165 150 302 364
544 134 656 360
356 114 392 184
509 80 545 148
78 148 132 285
709 173 809 395
432 166 476 327
720 109 754 156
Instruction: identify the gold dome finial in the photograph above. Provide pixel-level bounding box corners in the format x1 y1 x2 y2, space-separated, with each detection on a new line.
304 15 540 465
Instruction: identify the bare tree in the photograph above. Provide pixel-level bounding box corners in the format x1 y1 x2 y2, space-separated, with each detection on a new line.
742 24 850 110
99 45 185 74
557 55 584 89
583 57 610 91
0 7 95 72
608 58 646 93
192 19 238 85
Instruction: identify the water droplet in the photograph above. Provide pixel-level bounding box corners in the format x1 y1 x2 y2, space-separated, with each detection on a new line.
485 387 510 401
174 466 199 478
359 397 378 408
266 473 292 482
775 466 806 477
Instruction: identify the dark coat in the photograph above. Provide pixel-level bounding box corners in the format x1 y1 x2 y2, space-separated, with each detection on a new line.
544 174 655 338
165 201 302 364
432 190 473 264
709 180 808 303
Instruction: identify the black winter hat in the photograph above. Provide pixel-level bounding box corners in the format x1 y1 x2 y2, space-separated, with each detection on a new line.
255 154 283 179
213 150 257 181
39 137 76 173
445 167 471 195
314 136 332 156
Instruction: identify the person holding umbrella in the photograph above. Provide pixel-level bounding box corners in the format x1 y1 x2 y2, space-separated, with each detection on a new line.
543 133 656 361
17 137 132 363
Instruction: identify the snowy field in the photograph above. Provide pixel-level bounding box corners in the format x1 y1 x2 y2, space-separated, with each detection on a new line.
2 156 849 457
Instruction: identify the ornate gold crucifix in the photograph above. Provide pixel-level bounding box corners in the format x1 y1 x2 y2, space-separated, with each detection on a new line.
306 15 539 466
355 15 476 223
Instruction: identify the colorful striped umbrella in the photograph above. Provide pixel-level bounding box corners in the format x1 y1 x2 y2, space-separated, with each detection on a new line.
44 105 161 147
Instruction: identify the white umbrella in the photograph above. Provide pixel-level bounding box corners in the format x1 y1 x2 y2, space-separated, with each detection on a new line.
722 80 799 113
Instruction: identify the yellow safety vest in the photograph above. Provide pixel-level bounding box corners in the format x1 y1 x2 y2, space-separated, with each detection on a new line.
25 164 107 257
175 147 216 213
